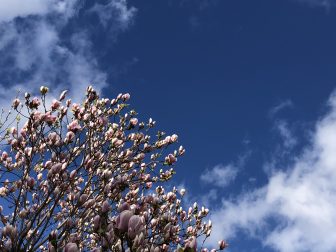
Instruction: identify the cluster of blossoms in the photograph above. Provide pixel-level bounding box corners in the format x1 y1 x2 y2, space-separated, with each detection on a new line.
0 86 227 251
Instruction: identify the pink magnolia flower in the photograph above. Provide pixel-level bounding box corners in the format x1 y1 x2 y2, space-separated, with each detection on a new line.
48 243 56 252
122 93 130 101
1 151 8 161
116 210 133 232
20 128 27 138
185 236 197 252
51 99 61 110
128 215 145 239
93 215 100 230
30 97 40 109
72 103 80 112
117 202 130 212
64 242 79 252
12 99 20 109
101 200 110 213
67 120 81 132
33 111 42 121
65 131 75 142
130 118 138 126
165 154 177 165
171 134 178 142
43 112 57 125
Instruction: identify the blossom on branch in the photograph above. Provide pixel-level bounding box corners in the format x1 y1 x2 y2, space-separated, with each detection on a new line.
0 86 227 251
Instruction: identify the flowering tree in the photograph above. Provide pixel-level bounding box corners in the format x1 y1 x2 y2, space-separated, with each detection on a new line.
0 86 227 251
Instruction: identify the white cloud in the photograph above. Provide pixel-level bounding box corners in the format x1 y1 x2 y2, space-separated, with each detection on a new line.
269 100 293 117
200 164 239 188
207 91 336 252
0 0 49 22
276 120 297 149
89 0 136 30
0 0 136 110
0 0 80 23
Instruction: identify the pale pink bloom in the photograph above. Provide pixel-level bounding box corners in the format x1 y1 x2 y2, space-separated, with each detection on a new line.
130 118 138 126
101 200 110 213
10 127 17 136
27 177 35 188
165 136 171 143
48 132 60 144
64 242 79 252
1 151 8 160
128 215 145 239
43 112 56 125
48 244 56 252
51 163 62 174
67 120 81 132
165 154 177 165
12 99 20 109
185 236 197 251
122 93 130 100
65 131 75 142
69 170 77 180
44 160 52 169
0 187 7 196
93 215 100 230
51 99 61 110
171 134 178 142
187 226 193 233
150 218 158 227
117 202 130 212
146 182 153 189
83 113 90 121
116 210 133 232
72 103 80 112
98 116 108 126
20 128 27 138
33 111 42 121
79 194 88 204
31 97 40 108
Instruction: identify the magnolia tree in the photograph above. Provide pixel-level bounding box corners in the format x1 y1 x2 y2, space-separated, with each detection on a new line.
0 86 227 252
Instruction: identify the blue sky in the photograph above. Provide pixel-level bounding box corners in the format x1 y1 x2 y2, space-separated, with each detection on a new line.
1 0 336 251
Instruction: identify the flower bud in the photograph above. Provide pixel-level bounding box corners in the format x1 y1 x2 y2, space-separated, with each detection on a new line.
218 240 228 250
40 86 49 95
51 99 61 110
101 200 110 213
60 90 68 101
12 99 20 109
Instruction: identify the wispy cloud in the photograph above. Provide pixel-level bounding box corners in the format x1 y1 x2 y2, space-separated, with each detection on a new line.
200 153 249 188
207 91 336 252
200 164 239 188
0 0 136 107
269 99 293 117
275 120 297 149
